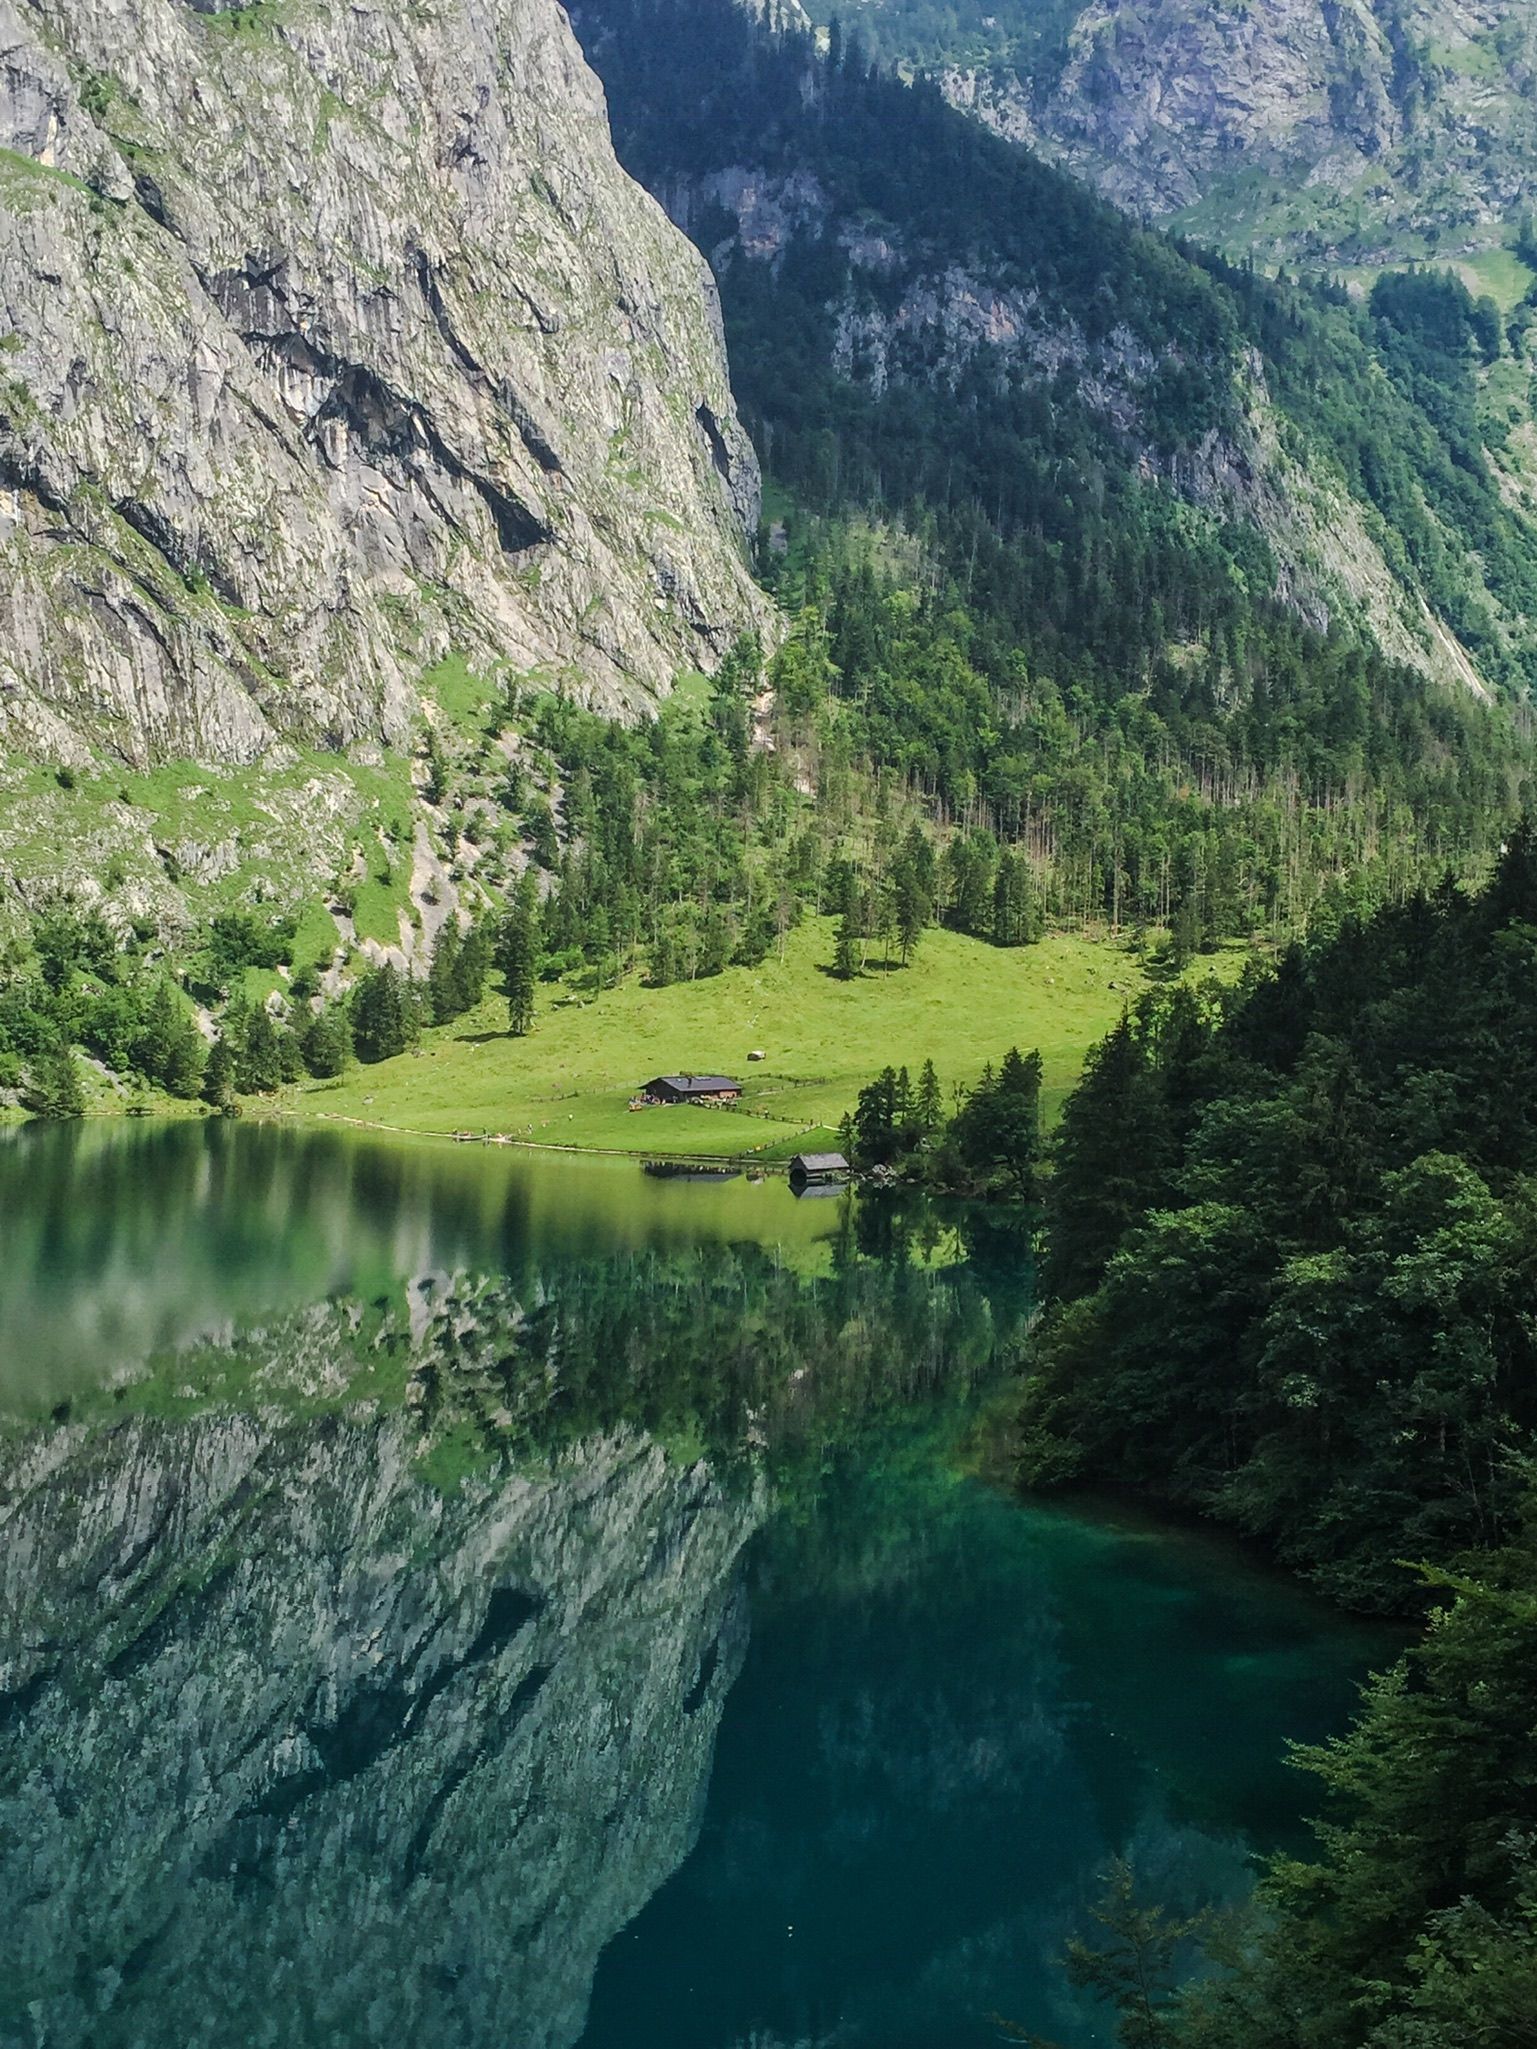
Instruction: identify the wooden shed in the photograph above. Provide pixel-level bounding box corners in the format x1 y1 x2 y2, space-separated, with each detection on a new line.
789 1151 850 1185
638 1073 743 1106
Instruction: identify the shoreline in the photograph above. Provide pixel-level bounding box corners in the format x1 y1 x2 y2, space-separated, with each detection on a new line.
303 1110 821 1172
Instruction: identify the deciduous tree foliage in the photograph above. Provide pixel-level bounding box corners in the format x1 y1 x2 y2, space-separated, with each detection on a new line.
1028 828 1537 1612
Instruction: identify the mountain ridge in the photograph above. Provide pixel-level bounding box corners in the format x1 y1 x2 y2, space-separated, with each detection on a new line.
814 0 1537 276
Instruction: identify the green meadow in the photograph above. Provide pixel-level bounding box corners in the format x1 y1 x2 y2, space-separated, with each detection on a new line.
281 919 1246 1159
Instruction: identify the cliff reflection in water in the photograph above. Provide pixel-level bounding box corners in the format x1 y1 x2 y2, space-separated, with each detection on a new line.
0 1124 1023 2049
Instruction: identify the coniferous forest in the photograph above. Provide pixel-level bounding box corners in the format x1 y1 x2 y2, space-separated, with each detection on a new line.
574 0 1537 939
1017 832 1537 2049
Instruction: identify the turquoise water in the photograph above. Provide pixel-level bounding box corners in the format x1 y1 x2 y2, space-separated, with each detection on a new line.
0 1124 1382 2049
580 1456 1380 2049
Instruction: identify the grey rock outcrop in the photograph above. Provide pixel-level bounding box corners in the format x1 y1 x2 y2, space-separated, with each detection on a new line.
0 0 764 770
0 1408 761 2047
943 1 1537 267
667 160 1494 696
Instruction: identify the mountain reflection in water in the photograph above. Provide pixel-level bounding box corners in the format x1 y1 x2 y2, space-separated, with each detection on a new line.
0 1124 1379 2049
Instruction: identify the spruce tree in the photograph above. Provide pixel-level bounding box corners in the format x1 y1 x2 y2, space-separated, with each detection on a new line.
497 875 539 1036
351 964 417 1064
201 1036 239 1115
426 920 464 1025
992 852 1019 948
135 980 205 1098
915 1058 943 1133
833 911 860 980
1045 1018 1170 1301
302 1004 353 1079
990 1046 1043 1198
451 919 492 1015
22 1046 85 1120
237 1004 283 1093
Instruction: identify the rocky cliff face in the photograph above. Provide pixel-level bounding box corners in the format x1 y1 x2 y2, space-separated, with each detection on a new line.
0 0 764 771
659 161 1492 695
0 1407 761 2046
944 1 1537 268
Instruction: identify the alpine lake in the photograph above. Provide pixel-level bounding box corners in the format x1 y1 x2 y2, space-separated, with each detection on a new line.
0 1122 1388 2049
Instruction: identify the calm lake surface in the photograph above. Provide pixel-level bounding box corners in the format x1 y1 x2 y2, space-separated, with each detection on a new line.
0 1123 1385 2049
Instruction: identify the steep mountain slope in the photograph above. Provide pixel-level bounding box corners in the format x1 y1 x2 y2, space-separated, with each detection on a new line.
574 0 1537 699
822 1 1537 277
0 0 763 774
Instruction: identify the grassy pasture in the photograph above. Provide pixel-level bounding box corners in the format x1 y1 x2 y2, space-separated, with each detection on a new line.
284 918 1246 1157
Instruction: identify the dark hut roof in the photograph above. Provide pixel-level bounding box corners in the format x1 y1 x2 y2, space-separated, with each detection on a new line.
790 1152 849 1174
647 1073 741 1094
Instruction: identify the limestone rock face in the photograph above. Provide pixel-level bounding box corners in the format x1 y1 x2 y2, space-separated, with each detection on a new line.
944 0 1537 265
0 1409 761 2046
0 0 763 768
658 162 1491 698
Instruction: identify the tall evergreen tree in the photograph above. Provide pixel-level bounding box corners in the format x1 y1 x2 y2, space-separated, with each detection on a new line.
915 1058 943 1134
426 920 464 1025
833 909 860 980
301 1003 353 1079
201 1035 238 1115
21 1046 85 1120
351 964 417 1065
452 918 492 1015
497 874 540 1036
1044 1018 1170 1302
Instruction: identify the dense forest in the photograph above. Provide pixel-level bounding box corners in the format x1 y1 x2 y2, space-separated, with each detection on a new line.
0 646 955 1110
574 0 1537 929
1018 835 1537 2049
1027 829 1537 1611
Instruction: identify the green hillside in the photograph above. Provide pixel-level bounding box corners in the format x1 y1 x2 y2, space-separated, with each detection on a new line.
282 921 1218 1149
574 0 1536 930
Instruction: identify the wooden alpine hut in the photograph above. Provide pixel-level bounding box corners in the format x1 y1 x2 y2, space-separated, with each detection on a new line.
637 1073 743 1106
789 1151 850 1186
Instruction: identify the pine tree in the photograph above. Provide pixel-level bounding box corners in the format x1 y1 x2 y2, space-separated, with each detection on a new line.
302 1003 353 1079
351 964 417 1064
161 1022 207 1100
993 850 1040 947
451 919 492 1015
992 851 1020 947
945 833 996 937
893 861 929 963
950 1054 1042 1195
201 1036 239 1115
833 910 860 980
22 1046 85 1120
424 726 450 805
1045 1018 1171 1301
915 1058 943 1133
497 874 539 1036
852 1065 903 1165
134 979 205 1098
990 1046 1044 1198
1485 813 1537 928
426 920 465 1025
525 798 559 870
237 1003 283 1093
698 904 733 978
